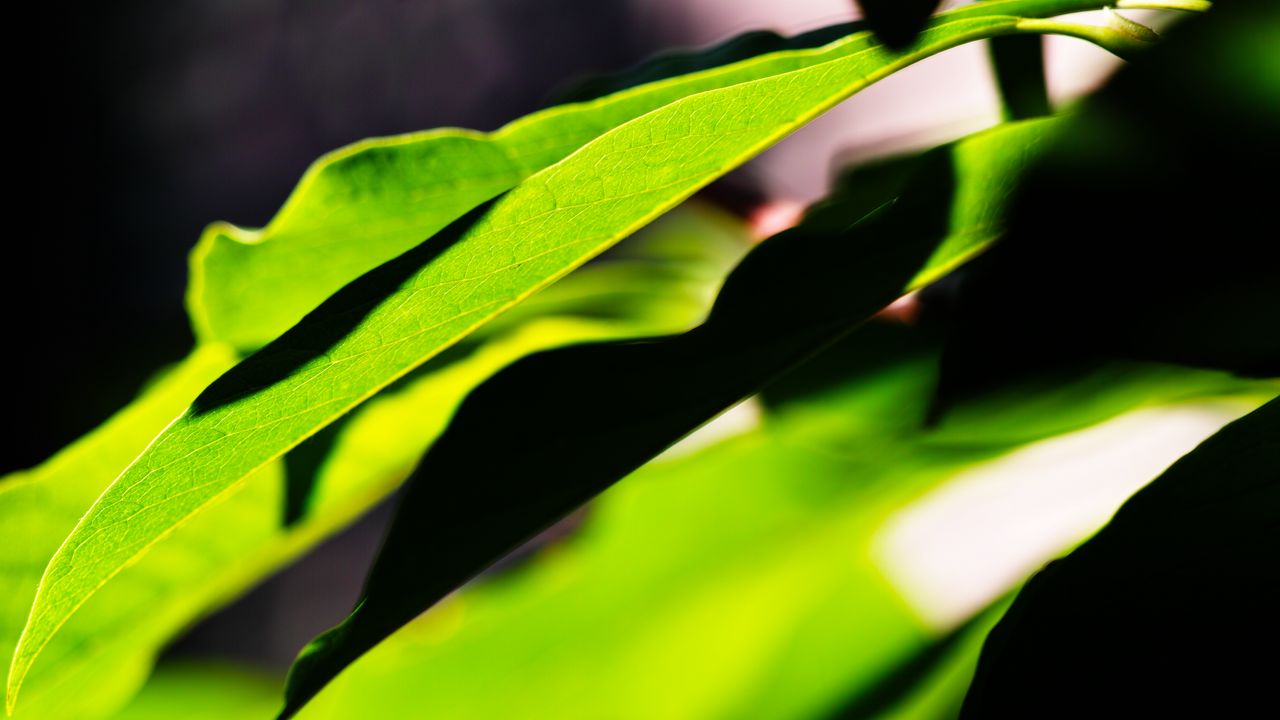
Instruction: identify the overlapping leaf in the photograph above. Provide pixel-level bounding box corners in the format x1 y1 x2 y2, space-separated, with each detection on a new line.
278 117 1065 715
12 6 1131 711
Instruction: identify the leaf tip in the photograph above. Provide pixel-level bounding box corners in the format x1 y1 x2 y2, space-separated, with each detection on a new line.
5 665 21 717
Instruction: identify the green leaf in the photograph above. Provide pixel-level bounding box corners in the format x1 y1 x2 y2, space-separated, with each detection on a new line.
279 117 1064 716
108 664 281 720
98 318 1268 720
12 7 1124 711
1 325 607 720
284 326 985 720
1 209 739 719
189 0 1116 352
960 396 1280 718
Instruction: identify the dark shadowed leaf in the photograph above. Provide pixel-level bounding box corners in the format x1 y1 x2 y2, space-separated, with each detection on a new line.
987 34 1050 119
960 395 1280 718
932 1 1280 420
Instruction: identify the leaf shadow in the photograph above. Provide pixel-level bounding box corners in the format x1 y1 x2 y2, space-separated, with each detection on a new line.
189 197 504 416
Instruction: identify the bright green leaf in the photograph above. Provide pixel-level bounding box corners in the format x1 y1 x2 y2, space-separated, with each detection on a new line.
188 0 1114 352
109 664 281 720
551 23 862 105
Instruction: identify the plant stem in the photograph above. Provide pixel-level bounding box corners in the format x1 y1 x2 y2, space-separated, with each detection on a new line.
1017 10 1164 60
1116 0 1211 12
944 0 1209 23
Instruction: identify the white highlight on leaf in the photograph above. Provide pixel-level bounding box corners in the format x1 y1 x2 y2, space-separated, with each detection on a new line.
872 401 1252 630
659 397 764 461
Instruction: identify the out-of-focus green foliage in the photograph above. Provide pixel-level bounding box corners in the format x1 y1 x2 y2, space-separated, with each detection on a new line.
110 664 281 720
0 348 236 719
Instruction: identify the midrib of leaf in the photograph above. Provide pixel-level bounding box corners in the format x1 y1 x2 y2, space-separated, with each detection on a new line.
8 4 1140 712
